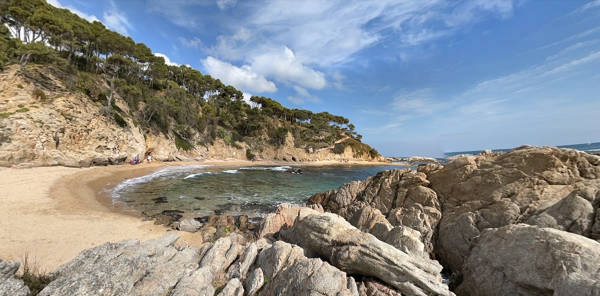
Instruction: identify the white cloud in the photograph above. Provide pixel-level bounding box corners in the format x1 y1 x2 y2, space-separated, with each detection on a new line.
179 37 204 48
103 8 132 35
154 53 180 66
217 0 237 10
580 0 600 12
46 0 100 22
202 56 278 93
287 86 320 105
251 47 326 90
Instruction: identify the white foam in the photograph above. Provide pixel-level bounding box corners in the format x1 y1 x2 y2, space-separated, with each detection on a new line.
112 165 211 197
184 172 214 179
222 169 239 174
239 166 292 172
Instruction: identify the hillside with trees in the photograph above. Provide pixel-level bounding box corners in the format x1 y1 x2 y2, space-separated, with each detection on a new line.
0 0 380 166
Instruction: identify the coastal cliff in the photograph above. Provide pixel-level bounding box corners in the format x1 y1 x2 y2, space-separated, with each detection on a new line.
0 65 381 167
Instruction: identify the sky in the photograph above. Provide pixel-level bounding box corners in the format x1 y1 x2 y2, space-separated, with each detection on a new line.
47 0 600 157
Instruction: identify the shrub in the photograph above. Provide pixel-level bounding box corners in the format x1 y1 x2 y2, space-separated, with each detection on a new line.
175 134 192 151
270 127 288 147
246 149 256 160
32 88 47 101
332 142 345 154
19 254 54 295
16 107 29 113
113 112 127 128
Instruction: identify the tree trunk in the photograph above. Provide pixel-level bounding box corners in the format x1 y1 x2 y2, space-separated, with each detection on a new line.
19 53 31 70
107 76 114 108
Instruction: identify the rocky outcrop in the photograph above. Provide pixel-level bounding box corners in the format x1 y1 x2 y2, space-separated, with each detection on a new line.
35 232 364 296
423 146 600 272
279 211 453 296
457 224 600 296
309 169 442 255
0 260 30 296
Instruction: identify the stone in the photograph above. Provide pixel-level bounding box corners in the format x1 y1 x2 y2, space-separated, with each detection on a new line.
280 212 453 296
457 224 600 296
243 268 264 296
177 217 203 232
0 260 30 296
258 203 322 237
226 242 258 280
256 241 359 296
425 146 600 273
217 278 244 296
170 266 215 296
309 169 442 255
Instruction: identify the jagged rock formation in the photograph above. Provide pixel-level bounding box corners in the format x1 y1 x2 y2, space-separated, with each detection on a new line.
35 232 362 296
309 169 442 255
457 224 600 296
422 146 600 272
279 210 453 296
309 146 600 295
0 260 29 296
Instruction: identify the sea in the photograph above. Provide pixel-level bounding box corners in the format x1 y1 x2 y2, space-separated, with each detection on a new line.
110 164 407 217
110 142 600 217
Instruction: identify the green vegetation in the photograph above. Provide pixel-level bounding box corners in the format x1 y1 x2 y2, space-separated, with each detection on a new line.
332 138 380 158
113 112 127 128
0 0 379 158
16 107 29 112
175 134 192 151
246 148 256 160
0 112 10 118
19 254 54 296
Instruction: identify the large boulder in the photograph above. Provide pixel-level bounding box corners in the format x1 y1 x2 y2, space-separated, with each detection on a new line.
309 169 442 255
423 146 600 272
457 224 600 296
255 240 359 296
279 212 453 296
0 260 30 296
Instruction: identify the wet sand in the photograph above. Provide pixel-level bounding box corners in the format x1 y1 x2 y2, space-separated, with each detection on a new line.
0 159 396 271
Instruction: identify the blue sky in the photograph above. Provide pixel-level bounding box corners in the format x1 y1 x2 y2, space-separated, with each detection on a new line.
48 0 600 156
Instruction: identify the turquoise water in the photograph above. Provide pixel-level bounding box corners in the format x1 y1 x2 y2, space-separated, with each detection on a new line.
111 164 407 217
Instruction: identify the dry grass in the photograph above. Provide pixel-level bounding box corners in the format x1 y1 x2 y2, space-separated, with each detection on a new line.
18 254 55 295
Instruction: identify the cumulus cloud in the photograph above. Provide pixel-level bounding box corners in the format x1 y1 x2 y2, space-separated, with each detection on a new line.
202 56 278 93
46 0 99 22
250 47 326 90
154 53 180 66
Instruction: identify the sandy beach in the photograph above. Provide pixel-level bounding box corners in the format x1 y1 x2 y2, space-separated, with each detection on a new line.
0 159 396 271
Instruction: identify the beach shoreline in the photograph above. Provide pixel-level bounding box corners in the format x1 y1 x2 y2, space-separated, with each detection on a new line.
0 159 398 272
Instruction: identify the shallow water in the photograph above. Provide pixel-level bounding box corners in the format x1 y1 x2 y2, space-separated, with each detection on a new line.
110 164 408 217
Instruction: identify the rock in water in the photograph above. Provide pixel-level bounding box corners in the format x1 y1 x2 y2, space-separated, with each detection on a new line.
279 212 453 296
176 217 203 232
0 260 30 296
457 224 600 296
423 146 600 272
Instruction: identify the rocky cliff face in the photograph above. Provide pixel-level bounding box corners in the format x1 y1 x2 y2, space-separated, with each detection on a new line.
0 65 381 167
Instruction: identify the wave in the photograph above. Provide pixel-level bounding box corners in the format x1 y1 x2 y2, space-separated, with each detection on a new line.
184 172 214 179
222 169 239 174
239 166 292 172
112 164 211 197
